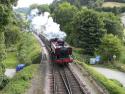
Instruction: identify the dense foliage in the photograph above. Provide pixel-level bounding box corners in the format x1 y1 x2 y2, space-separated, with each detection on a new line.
103 13 123 38
30 4 50 13
53 0 125 14
0 0 19 89
53 0 104 8
17 33 41 66
52 1 124 61
17 33 32 66
98 34 123 61
72 9 105 55
53 2 78 35
0 0 41 90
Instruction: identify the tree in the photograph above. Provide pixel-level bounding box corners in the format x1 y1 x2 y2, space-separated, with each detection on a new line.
0 0 18 5
98 34 123 62
53 0 104 8
30 4 50 13
38 4 50 13
0 1 15 62
0 0 18 89
72 9 105 55
86 0 104 8
50 0 68 14
53 2 78 35
60 0 81 7
103 13 124 38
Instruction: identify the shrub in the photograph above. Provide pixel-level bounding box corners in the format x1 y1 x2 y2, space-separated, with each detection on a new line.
73 48 84 54
98 34 123 62
17 32 41 65
0 76 9 90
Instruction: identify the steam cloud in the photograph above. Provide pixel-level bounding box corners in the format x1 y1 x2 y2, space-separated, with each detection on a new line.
29 9 67 40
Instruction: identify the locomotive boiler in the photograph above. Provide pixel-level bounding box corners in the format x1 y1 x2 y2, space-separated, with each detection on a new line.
39 34 73 64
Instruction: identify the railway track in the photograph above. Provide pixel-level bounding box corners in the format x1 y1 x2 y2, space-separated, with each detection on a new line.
37 33 93 94
50 64 90 94
35 33 109 94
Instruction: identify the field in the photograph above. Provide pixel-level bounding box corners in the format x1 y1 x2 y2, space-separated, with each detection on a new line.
102 2 125 8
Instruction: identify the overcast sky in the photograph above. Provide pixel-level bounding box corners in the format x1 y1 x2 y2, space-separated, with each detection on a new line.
16 0 54 8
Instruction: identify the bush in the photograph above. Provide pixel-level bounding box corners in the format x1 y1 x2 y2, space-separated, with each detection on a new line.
0 76 9 90
73 48 84 54
17 32 41 65
0 63 8 90
98 34 123 61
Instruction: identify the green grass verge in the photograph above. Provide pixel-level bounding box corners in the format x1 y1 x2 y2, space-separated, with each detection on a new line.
102 2 125 8
110 79 123 87
4 52 19 68
74 51 125 94
0 64 38 94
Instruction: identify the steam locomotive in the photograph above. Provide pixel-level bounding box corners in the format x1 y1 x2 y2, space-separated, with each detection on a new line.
39 34 73 64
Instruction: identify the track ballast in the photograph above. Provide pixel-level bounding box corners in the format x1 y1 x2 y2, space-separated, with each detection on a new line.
50 64 90 94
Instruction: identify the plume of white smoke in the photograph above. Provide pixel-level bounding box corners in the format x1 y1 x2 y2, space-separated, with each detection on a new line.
29 9 66 40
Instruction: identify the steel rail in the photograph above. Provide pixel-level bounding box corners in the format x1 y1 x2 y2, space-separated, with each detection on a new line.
63 67 73 94
52 64 57 94
59 67 71 94
67 65 90 94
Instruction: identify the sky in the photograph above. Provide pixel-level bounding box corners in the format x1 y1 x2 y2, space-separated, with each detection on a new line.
15 0 54 8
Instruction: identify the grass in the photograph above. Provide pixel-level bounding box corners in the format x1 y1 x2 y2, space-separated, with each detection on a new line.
73 51 125 94
4 52 19 68
102 2 125 8
110 79 123 87
1 64 38 94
